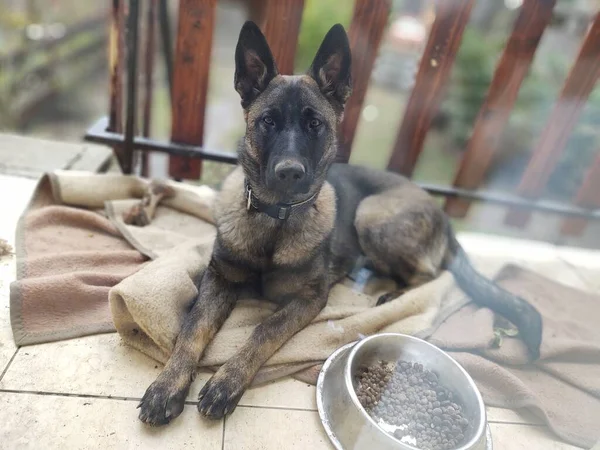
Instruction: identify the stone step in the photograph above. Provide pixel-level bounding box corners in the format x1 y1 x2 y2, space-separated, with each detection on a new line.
0 133 112 179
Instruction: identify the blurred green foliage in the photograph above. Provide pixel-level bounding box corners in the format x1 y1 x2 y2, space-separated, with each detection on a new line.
442 28 546 149
546 85 600 199
441 27 599 199
441 28 502 149
294 0 353 71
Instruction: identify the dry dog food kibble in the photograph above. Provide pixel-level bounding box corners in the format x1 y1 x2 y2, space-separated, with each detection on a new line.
355 360 469 450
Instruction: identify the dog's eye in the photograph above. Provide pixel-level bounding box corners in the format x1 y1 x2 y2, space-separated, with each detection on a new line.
309 118 322 129
263 116 274 126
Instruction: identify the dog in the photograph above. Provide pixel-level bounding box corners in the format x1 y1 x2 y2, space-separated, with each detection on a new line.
138 21 542 426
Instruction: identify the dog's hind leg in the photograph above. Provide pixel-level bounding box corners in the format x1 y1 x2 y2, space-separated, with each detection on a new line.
355 186 543 359
138 266 237 426
354 187 448 305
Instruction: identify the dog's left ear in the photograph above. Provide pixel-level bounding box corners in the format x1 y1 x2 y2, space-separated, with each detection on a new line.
308 24 352 107
235 21 279 109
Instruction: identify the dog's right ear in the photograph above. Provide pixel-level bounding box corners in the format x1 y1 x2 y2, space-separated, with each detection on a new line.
234 21 278 109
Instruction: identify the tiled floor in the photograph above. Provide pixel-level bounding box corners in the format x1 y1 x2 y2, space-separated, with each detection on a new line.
0 174 595 449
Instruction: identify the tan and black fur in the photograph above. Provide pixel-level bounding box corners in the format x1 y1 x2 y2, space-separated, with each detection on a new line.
138 22 542 426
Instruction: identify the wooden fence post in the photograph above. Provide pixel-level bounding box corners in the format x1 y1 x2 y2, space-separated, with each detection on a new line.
168 0 217 180
444 0 556 218
387 0 474 177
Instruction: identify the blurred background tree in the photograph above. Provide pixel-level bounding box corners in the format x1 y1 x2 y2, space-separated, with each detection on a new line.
437 13 599 200
294 0 353 71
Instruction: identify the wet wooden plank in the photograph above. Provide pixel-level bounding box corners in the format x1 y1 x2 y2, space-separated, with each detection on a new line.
122 0 140 175
258 0 305 75
168 0 216 179
387 0 475 177
337 0 391 162
560 150 600 236
107 0 127 169
141 0 157 176
505 13 600 228
142 0 157 139
444 0 556 218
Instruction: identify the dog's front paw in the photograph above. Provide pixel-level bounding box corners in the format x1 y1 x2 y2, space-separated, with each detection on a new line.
138 378 188 426
197 369 246 420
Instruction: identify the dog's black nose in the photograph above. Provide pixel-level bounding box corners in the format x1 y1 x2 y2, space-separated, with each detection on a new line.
274 160 306 186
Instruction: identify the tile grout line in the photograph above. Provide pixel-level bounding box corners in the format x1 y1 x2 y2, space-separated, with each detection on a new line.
487 420 545 427
0 388 318 412
0 388 139 402
229 404 317 413
0 347 20 383
0 387 547 425
0 389 548 428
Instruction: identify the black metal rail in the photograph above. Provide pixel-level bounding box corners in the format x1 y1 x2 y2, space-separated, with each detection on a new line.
85 116 238 164
84 116 600 221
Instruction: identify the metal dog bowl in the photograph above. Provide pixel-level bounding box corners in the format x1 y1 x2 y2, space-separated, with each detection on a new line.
316 333 492 450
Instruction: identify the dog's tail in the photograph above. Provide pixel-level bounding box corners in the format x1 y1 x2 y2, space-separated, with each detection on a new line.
444 231 542 360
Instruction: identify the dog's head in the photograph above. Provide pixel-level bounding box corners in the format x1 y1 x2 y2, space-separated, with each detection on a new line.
234 21 351 204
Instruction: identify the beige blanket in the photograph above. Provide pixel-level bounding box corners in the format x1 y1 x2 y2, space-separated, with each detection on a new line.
11 171 600 448
10 174 146 345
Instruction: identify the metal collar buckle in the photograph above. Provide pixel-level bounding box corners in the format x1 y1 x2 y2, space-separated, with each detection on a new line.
276 205 291 220
246 184 253 211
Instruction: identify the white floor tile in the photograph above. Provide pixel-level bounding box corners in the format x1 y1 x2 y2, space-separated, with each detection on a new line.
0 333 210 400
0 255 16 375
0 391 223 449
224 406 333 450
238 377 316 410
489 423 584 449
486 406 543 425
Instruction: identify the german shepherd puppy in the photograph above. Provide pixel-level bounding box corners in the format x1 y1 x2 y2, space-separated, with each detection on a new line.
138 21 542 426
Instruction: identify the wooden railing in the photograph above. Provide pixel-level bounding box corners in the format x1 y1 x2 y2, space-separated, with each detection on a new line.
443 0 556 217
85 0 600 237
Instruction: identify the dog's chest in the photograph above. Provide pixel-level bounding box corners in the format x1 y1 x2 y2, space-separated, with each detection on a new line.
213 167 336 272
223 214 278 266
218 211 325 270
